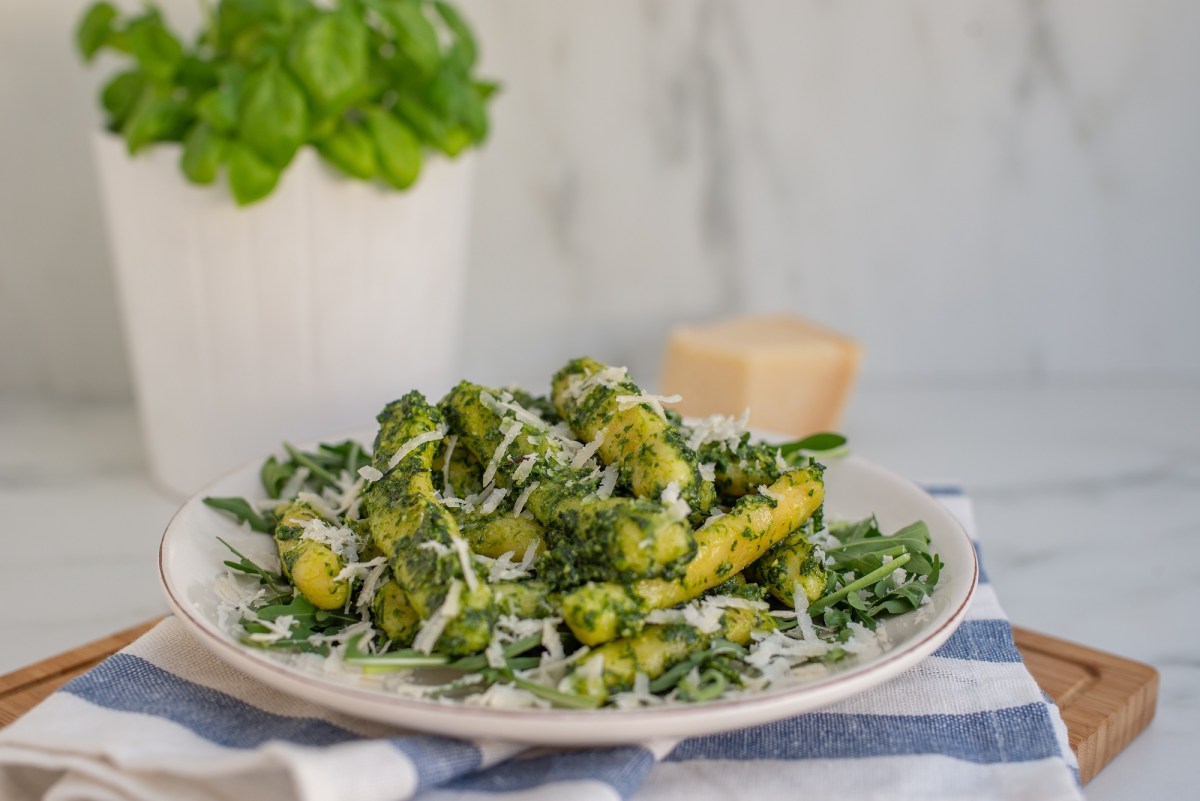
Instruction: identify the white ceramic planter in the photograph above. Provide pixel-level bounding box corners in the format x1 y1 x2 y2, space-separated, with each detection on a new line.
93 134 475 495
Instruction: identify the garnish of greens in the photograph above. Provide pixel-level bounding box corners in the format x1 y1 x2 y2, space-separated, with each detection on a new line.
74 0 495 205
204 358 943 709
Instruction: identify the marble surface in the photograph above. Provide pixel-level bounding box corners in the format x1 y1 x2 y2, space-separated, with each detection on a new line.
4 1 1200 396
1 382 1197 799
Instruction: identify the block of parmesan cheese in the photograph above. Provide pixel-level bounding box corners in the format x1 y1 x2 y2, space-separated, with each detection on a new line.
660 315 861 437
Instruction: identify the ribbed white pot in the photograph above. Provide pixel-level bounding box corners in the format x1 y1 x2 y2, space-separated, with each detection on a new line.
93 133 474 496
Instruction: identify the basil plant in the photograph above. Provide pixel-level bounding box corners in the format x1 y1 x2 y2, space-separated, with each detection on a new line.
76 0 496 205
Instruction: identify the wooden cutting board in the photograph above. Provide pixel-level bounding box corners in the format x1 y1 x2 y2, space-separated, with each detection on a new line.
0 619 1157 784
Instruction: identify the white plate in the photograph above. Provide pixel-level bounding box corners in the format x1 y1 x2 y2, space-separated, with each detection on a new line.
159 437 977 745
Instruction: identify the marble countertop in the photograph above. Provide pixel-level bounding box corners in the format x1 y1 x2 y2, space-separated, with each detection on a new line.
2 383 1196 799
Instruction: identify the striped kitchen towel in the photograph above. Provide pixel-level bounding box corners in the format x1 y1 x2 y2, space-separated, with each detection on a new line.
0 492 1082 801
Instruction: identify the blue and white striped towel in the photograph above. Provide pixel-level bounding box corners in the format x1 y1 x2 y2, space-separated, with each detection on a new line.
0 492 1082 801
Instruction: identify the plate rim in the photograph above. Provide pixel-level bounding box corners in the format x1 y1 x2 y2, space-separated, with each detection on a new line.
158 445 978 742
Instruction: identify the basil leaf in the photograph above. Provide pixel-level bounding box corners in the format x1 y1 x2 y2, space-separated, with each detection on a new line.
433 0 476 69
123 94 187 153
76 2 117 61
439 125 472 157
125 12 184 81
195 86 240 133
238 62 308 169
100 71 145 130
374 0 440 75
287 9 369 112
175 56 220 97
394 94 447 148
474 79 500 101
231 23 285 66
217 0 277 50
227 141 281 205
260 454 297 498
181 122 228 184
76 0 495 204
429 68 486 141
365 107 421 189
317 120 379 179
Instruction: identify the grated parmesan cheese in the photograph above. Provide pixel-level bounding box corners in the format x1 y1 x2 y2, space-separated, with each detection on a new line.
646 608 687 626
388 425 448 470
478 486 508 515
698 462 716 482
449 534 479 592
480 390 552 433
247 614 298 644
570 428 606 469
485 634 507 669
476 539 539 583
685 409 750 452
512 481 539 517
541 617 564 663
296 490 340 523
660 481 690 521
562 366 628 402
419 540 452 557
441 435 458 499
278 466 311 501
757 484 785 503
413 580 463 654
615 393 682 419
464 682 549 710
482 419 523 487
297 516 361 562
595 465 619 499
512 454 537 484
334 556 388 619
357 465 383 482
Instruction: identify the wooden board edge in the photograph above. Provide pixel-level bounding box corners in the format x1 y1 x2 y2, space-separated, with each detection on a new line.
1012 626 1159 783
0 618 164 696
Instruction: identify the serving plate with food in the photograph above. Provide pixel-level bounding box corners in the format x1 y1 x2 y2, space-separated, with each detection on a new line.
159 358 977 744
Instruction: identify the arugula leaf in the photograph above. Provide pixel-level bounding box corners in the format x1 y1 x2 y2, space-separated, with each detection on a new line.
260 454 298 499
215 536 285 592
509 675 601 709
205 496 276 533
812 514 943 631
239 592 360 653
283 442 342 490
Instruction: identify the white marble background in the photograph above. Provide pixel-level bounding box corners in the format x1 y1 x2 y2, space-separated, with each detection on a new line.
1 0 1198 397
